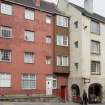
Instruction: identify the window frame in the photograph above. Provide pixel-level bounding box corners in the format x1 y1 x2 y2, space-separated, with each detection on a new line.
53 76 57 89
45 36 52 44
56 15 69 27
0 73 11 88
56 35 69 47
45 56 52 65
25 9 34 20
91 61 101 75
24 52 34 64
46 15 52 24
24 30 35 42
90 20 100 35
91 40 100 55
21 74 36 89
57 56 69 66
0 49 11 62
0 26 12 38
74 63 79 71
1 3 12 15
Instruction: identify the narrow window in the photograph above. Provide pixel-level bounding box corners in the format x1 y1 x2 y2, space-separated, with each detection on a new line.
46 56 51 64
74 21 78 28
57 56 69 66
45 36 52 44
74 41 78 48
53 76 57 89
46 15 52 24
74 63 79 71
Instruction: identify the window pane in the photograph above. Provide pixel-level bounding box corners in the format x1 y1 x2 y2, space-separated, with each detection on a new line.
53 78 57 89
91 21 100 34
91 61 100 74
62 56 68 66
63 17 68 27
1 3 12 15
24 31 34 42
63 36 68 46
57 56 62 66
57 35 63 46
0 26 12 38
22 74 36 89
46 56 51 64
57 15 63 26
91 41 100 54
57 35 68 46
46 16 52 24
56 15 68 27
24 52 34 63
0 50 11 61
57 56 68 66
25 9 34 20
0 73 11 87
45 36 52 44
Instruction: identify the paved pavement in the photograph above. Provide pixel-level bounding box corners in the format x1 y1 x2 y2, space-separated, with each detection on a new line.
0 102 104 105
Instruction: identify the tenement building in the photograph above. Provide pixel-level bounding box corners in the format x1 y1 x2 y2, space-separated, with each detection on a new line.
0 0 70 102
58 0 105 103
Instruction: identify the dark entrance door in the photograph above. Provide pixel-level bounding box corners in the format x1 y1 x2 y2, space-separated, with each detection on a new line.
71 84 80 103
61 86 66 102
88 83 102 103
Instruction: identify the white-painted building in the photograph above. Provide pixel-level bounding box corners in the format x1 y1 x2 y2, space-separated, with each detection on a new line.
57 0 105 103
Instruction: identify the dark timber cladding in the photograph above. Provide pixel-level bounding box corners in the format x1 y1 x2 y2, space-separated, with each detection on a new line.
54 16 70 74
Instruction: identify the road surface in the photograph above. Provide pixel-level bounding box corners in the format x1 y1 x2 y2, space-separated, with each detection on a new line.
0 102 103 105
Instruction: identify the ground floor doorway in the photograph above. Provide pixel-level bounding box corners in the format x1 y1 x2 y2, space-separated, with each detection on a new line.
71 84 80 103
46 76 53 95
61 86 67 102
88 83 102 103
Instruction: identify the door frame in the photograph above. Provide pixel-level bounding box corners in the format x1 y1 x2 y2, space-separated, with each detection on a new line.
61 85 67 102
46 75 53 95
